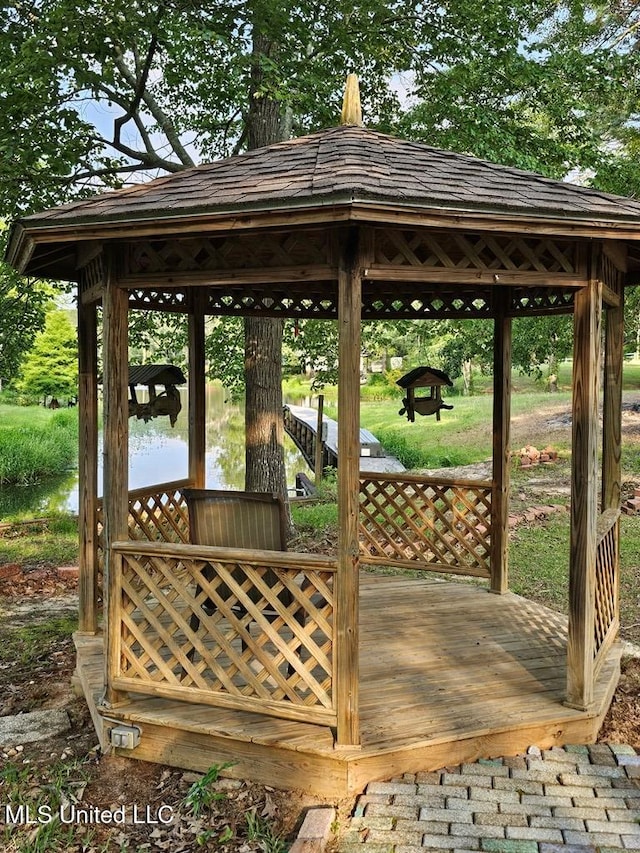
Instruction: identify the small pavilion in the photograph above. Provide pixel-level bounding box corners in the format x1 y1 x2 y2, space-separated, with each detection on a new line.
6 95 640 796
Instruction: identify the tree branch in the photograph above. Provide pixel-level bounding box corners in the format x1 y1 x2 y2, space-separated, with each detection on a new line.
113 50 196 168
89 133 186 172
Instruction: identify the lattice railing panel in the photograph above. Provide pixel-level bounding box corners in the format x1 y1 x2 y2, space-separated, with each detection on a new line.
126 232 329 275
96 480 192 590
374 230 577 274
594 510 619 671
359 474 492 577
112 543 337 725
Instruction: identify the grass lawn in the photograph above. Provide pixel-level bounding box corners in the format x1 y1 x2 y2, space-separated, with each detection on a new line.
0 515 79 569
359 391 575 469
509 511 640 646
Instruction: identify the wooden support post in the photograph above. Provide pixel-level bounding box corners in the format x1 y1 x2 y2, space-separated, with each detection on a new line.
315 394 325 485
566 248 602 711
77 296 99 634
102 253 130 707
189 288 207 488
491 289 512 594
335 227 365 747
602 285 625 513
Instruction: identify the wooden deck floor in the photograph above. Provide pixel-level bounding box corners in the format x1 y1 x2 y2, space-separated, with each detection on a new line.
74 575 621 797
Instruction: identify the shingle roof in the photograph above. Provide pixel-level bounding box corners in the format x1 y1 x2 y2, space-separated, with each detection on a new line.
17 125 640 227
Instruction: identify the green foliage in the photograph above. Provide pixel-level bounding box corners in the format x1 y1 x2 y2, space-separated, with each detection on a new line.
511 315 574 380
0 262 51 385
245 808 287 853
181 762 235 817
17 310 78 402
0 405 78 485
291 498 338 531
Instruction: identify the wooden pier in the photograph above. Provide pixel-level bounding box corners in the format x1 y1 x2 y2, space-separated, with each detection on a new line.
283 404 404 475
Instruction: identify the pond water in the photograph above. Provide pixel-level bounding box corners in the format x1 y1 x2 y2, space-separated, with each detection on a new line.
0 384 313 519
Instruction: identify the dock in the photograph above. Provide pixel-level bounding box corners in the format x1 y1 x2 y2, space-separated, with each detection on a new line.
283 404 404 475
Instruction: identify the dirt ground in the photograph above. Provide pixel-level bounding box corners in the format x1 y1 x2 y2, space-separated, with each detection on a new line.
0 394 638 851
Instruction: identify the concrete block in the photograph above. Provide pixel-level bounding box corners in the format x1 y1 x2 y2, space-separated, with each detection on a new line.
563 830 623 846
471 787 519 804
480 840 538 853
461 763 510 777
446 797 498 814
474 813 528 828
364 803 418 820
493 776 543 795
505 826 563 842
422 834 468 849
366 781 416 796
418 806 472 824
586 819 640 835
543 784 597 800
529 815 586 831
520 793 572 808
558 772 615 787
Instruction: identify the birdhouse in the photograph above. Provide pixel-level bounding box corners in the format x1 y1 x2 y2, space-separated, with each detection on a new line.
396 366 454 422
128 364 186 427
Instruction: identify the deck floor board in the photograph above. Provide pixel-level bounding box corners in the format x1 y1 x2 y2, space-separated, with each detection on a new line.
75 575 620 796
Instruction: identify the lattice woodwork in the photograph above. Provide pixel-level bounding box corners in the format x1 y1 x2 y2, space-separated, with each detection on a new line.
602 252 625 297
362 283 493 319
96 481 191 591
359 474 492 577
123 281 582 320
509 287 575 316
374 229 577 274
594 510 619 669
113 544 336 725
79 254 104 293
128 288 189 313
207 283 337 318
126 232 329 275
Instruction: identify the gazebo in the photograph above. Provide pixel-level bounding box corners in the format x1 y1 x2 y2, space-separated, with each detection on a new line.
6 108 639 796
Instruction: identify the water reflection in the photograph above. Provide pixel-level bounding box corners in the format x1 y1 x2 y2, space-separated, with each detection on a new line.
0 384 312 518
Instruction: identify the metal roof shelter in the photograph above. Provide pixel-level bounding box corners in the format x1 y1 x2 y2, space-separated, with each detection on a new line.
6 115 638 796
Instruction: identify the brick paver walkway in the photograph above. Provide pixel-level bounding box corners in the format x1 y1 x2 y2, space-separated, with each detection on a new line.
338 745 640 852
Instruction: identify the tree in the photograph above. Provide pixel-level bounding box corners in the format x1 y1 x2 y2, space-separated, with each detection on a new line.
0 263 50 387
18 308 78 402
3 0 640 489
511 316 573 388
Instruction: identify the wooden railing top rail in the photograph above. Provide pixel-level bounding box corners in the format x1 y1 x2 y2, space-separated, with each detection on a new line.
360 471 493 489
96 477 195 508
597 508 621 544
111 539 339 571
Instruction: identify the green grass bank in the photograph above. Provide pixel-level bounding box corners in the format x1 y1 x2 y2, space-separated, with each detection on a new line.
0 405 78 485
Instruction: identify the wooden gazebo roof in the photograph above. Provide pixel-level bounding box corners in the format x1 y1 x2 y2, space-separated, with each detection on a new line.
8 125 640 280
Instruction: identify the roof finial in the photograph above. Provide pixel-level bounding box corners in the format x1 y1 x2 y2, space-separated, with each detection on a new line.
341 74 363 126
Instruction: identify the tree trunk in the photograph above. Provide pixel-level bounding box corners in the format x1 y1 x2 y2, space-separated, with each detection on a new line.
462 359 473 395
244 29 292 532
